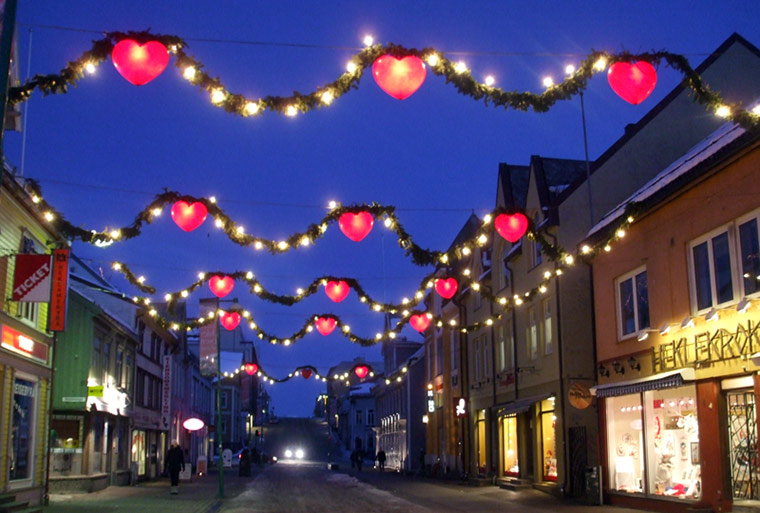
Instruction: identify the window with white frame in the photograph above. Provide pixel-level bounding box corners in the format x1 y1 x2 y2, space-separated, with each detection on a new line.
739 217 760 296
497 325 506 371
543 298 553 354
528 307 538 360
689 226 735 312
616 266 650 338
481 335 490 378
505 319 514 369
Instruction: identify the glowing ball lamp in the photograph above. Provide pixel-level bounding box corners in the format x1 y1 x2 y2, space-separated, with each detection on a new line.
183 418 205 431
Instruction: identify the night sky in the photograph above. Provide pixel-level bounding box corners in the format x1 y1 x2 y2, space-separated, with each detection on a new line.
8 1 760 416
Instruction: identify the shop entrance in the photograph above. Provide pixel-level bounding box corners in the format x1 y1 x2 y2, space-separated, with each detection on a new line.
728 390 759 500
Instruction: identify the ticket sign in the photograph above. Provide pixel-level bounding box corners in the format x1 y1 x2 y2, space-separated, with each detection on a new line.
1 325 48 364
12 254 52 302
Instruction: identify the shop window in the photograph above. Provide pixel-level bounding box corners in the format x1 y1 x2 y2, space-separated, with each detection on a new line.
616 266 650 339
476 410 487 474
502 415 519 476
690 229 734 312
132 430 146 475
10 377 36 481
92 416 103 473
51 416 83 451
540 397 557 481
606 394 645 494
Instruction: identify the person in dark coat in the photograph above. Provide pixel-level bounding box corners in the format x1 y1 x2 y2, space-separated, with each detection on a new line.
376 449 386 471
166 442 185 494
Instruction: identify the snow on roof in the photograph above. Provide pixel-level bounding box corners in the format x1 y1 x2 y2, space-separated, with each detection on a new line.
348 382 374 396
587 120 746 238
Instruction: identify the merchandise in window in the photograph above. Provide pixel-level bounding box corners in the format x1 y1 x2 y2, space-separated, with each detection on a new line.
10 378 36 480
540 397 557 481
606 394 645 494
502 415 519 476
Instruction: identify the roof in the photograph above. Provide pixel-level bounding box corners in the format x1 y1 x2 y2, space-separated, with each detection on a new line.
587 118 755 239
497 163 530 209
348 382 374 396
448 213 481 250
533 156 587 212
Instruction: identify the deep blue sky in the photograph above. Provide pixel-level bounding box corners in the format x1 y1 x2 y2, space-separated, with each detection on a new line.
8 2 760 416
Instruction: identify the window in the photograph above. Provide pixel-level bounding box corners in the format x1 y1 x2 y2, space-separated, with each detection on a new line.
543 299 553 354
102 340 111 385
10 377 36 481
505 320 514 370
450 330 458 372
616 267 650 338
481 335 490 379
502 258 512 291
92 331 103 385
690 229 734 311
497 325 506 371
220 390 228 409
150 333 161 361
435 336 443 376
528 307 538 360
540 397 557 481
123 351 133 391
739 217 760 296
367 409 375 425
16 302 38 326
356 410 363 425
137 321 145 346
531 214 542 268
473 337 481 381
115 347 124 388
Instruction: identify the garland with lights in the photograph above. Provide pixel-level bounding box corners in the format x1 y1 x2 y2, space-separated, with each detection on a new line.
8 30 759 129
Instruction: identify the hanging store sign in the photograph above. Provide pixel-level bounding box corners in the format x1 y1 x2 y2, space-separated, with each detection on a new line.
454 397 468 418
161 355 172 431
1 325 48 363
48 249 70 331
12 254 51 302
427 388 435 413
653 319 760 372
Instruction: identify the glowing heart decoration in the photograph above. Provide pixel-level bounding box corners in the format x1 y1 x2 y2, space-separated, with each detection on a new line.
435 278 458 299
315 317 337 336
325 280 350 303
244 363 258 376
220 311 241 331
300 368 313 379
495 213 529 243
111 39 170 86
338 212 374 242
171 201 208 232
372 55 427 100
607 61 657 105
354 365 369 379
410 313 431 333
209 275 234 298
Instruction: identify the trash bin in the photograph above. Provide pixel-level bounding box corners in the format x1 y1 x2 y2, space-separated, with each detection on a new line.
585 466 602 505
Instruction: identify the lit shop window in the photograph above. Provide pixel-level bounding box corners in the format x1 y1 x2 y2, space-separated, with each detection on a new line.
540 397 557 481
502 415 519 476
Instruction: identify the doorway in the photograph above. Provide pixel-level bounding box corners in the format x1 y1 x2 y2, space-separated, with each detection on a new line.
728 390 759 499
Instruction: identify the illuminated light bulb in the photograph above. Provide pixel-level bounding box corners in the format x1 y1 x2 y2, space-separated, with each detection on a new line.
402 298 409 305
346 61 357 74
426 281 434 288
385 379 391 385
137 276 146 284
360 297 367 303
543 271 552 279
44 212 54 221
539 285 547 293
277 241 289 250
285 105 298 117
449 319 457 326
426 53 439 67
328 200 337 209
149 308 157 316
254 241 263 250
627 216 634 223
250 322 256 329
604 245 612 252
246 271 254 279
236 226 245 234
373 304 383 312
397 377 402 382
164 293 172 301
376 333 382 340
183 66 196 80
112 262 121 270
440 254 449 264
363 35 374 46
462 247 471 256
180 290 189 298
463 269 471 277
478 234 488 245
555 269 563 276
31 195 40 204
483 214 492 224
171 324 179 331
242 311 250 318
716 105 731 118
254 284 262 293
207 196 216 204
306 325 313 333
484 75 495 87
198 272 206 280
283 339 291 346
616 229 626 238
211 89 226 104
565 64 575 75
384 218 392 228
593 57 607 72
402 367 408 373
565 255 574 265
455 61 467 74
84 62 96 74
342 325 350 332
543 76 554 88
486 319 493 326
471 282 480 291
515 298 523 306
109 229 121 239
244 102 260 116
320 223 328 233
151 208 162 217
300 236 310 247
426 313 433 320
415 291 424 299
498 297 507 305
215 218 223 228
295 288 304 296
389 332 396 339
320 90 335 105
581 245 591 254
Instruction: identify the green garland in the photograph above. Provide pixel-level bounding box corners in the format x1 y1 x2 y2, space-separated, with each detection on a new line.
233 357 421 385
8 30 760 129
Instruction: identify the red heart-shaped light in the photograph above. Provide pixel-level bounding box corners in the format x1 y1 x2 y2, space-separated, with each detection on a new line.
354 365 369 379
244 363 258 376
209 275 235 298
325 281 350 303
220 311 241 331
372 55 427 100
315 317 337 336
338 212 374 242
410 314 431 333
171 201 208 232
111 39 169 86
495 213 529 243
301 368 313 379
435 278 458 299
607 61 657 105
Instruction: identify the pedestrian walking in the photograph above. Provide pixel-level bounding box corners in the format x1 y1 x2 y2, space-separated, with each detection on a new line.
376 449 386 471
356 448 365 472
350 449 357 470
166 442 185 495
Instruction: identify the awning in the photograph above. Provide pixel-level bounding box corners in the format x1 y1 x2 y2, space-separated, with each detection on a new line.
591 368 695 398
495 394 551 416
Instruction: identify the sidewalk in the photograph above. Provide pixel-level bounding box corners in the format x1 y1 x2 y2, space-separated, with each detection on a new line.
42 469 255 513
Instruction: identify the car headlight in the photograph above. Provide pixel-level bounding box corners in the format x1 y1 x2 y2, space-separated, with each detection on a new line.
295 449 304 459
285 449 293 458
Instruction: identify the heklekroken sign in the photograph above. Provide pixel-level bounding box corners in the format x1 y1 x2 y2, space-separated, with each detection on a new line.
12 254 52 302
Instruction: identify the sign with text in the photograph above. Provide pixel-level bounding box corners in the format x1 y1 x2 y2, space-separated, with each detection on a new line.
161 355 172 431
12 254 51 302
87 385 104 397
49 249 70 331
1 325 48 363
199 300 218 376
427 389 435 413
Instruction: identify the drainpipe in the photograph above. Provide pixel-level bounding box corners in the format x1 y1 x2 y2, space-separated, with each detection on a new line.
504 262 518 399
488 281 497 477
